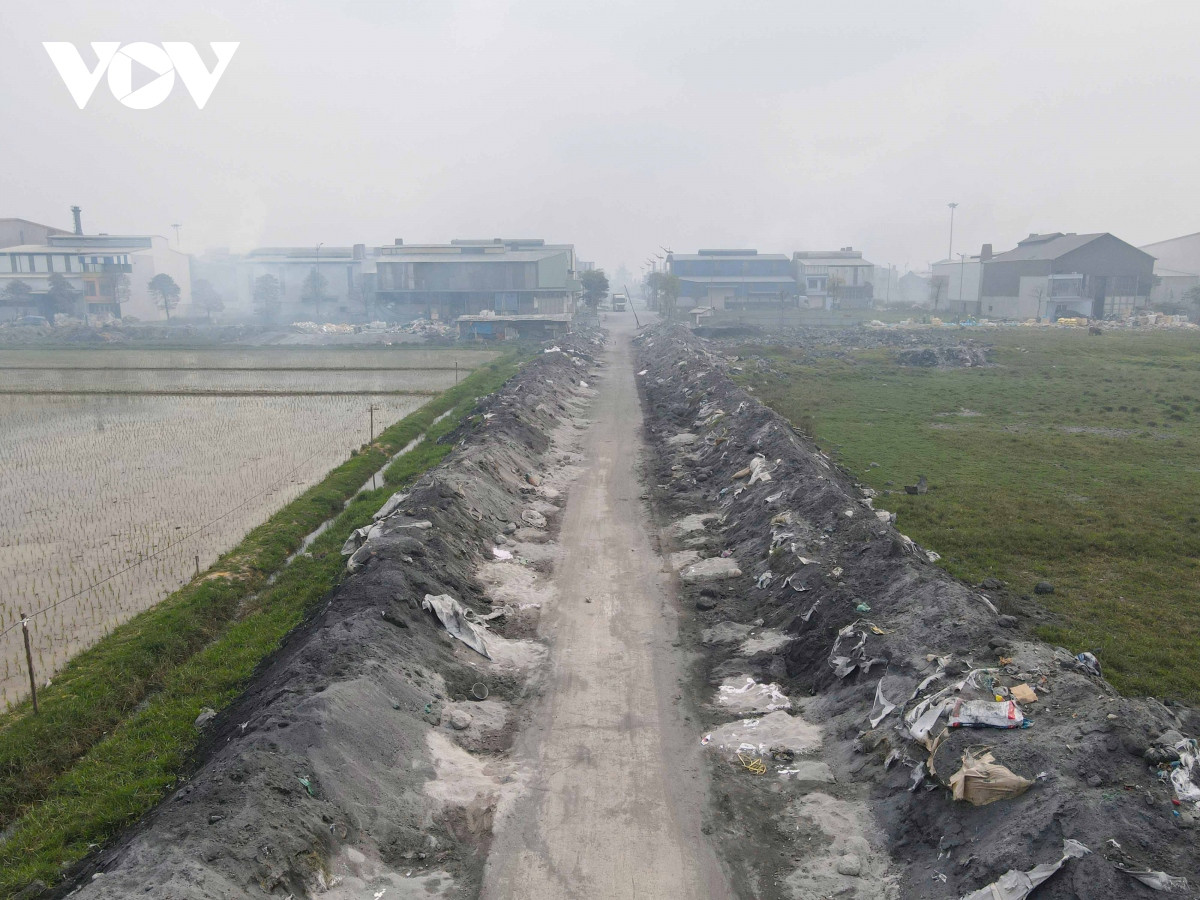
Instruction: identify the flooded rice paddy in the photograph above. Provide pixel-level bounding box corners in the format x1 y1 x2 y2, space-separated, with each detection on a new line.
0 346 494 706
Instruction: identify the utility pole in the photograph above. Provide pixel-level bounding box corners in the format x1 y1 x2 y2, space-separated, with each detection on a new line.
947 202 958 261
368 402 379 443
171 223 182 248
19 613 37 714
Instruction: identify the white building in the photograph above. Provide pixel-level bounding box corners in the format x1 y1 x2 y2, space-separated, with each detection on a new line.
0 233 191 321
793 249 876 308
930 247 985 316
1140 232 1200 306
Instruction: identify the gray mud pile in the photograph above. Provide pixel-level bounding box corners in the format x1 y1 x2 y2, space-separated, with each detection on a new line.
895 343 991 368
59 336 601 900
635 325 1199 899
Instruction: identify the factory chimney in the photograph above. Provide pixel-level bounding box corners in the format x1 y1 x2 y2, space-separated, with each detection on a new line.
70 206 83 235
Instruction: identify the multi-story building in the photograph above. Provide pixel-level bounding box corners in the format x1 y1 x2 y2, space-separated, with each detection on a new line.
237 245 369 321
0 232 191 321
372 239 579 321
793 249 876 309
668 249 797 309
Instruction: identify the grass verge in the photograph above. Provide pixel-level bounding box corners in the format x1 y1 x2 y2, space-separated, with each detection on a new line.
0 352 523 894
736 328 1200 702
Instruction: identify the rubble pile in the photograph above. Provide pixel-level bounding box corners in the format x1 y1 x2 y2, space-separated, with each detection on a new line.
63 331 603 899
896 343 992 368
635 324 1200 899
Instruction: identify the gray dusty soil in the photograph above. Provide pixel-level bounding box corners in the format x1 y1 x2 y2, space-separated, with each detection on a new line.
35 318 1200 900
633 323 1200 899
480 320 731 899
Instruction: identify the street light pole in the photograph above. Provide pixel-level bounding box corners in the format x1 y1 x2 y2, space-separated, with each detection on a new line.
947 203 958 261
957 252 968 316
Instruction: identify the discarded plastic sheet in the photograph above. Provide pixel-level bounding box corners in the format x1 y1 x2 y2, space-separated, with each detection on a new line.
960 840 1090 900
949 699 1025 729
869 679 898 728
783 573 809 593
829 621 888 680
800 600 820 622
949 749 1033 806
756 571 773 589
747 456 773 485
1116 867 1190 893
422 594 491 658
1170 739 1200 802
717 676 792 713
491 547 513 560
373 491 409 522
1075 651 1102 677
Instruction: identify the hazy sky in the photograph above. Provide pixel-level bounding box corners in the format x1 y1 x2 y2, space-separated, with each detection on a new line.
3 1 1199 276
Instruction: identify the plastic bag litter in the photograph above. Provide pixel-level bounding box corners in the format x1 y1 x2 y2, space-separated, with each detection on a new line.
1117 867 1190 893
949 699 1026 729
373 491 409 522
829 621 888 680
949 748 1033 806
1076 651 1102 677
422 594 490 658
492 547 513 560
960 839 1089 900
869 679 898 728
1170 739 1200 803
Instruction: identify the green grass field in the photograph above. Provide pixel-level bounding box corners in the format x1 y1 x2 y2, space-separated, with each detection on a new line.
737 328 1200 703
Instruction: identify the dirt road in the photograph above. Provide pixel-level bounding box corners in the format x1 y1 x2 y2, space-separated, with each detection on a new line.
482 320 731 899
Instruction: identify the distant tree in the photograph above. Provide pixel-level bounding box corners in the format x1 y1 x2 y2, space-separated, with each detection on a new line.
100 272 131 315
253 274 282 322
148 273 182 320
1 279 33 309
45 272 80 318
193 279 225 322
301 268 330 321
826 272 844 307
658 273 681 321
643 271 661 311
581 269 610 311
930 276 946 312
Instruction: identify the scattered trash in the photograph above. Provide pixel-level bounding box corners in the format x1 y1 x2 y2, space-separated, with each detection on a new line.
756 571 773 589
948 699 1026 729
869 679 898 728
856 602 872 613
492 547 513 560
717 676 792 713
737 752 767 774
422 593 491 658
471 683 489 700
373 491 410 521
1011 683 1038 704
297 775 314 797
680 557 742 582
960 839 1089 900
1075 651 1101 677
194 707 216 730
948 748 1034 806
829 621 888 680
1115 866 1190 893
